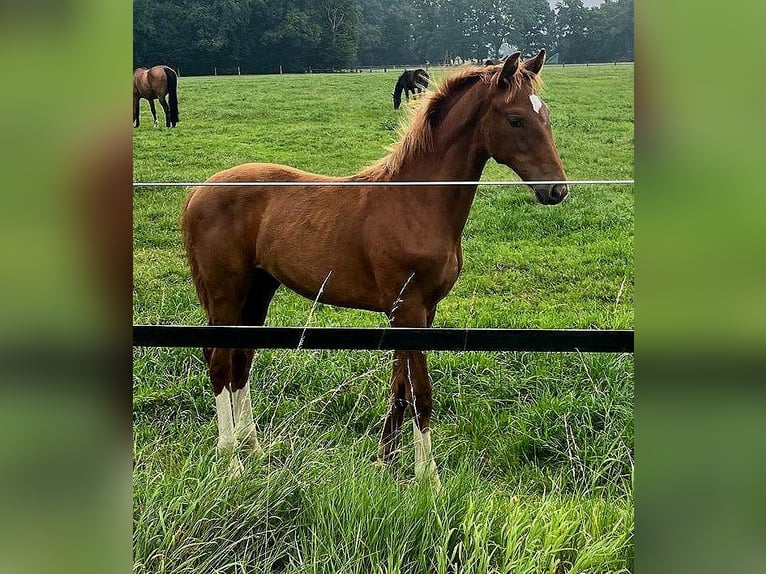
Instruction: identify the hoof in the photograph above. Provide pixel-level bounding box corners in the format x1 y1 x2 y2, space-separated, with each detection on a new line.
415 461 442 492
245 443 266 462
227 455 245 477
245 434 261 451
413 471 442 492
237 427 264 456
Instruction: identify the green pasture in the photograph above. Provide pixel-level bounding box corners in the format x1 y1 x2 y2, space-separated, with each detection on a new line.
133 64 634 573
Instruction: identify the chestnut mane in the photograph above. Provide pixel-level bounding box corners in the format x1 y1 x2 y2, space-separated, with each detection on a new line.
357 64 543 181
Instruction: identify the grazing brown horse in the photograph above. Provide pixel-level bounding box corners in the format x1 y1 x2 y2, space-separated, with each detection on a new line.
182 50 567 484
133 65 179 128
393 68 430 109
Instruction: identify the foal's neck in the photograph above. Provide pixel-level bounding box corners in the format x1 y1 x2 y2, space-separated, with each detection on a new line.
395 98 489 235
405 94 487 180
354 82 492 237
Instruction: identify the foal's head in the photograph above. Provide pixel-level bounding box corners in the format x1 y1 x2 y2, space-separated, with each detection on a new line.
480 50 568 205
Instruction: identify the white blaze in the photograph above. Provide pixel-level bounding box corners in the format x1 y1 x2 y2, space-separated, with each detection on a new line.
529 94 543 114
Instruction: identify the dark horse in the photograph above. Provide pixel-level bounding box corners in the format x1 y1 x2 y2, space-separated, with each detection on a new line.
392 68 430 109
182 50 567 484
133 65 179 128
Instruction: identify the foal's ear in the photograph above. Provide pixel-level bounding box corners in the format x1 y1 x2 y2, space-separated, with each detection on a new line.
498 52 522 86
523 49 546 75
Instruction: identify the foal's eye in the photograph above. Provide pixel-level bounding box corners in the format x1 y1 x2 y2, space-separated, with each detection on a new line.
508 116 525 128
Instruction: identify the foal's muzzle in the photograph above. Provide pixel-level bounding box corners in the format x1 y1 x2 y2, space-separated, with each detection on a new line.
533 183 569 205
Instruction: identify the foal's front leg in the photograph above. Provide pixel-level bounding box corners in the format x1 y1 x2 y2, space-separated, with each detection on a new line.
231 349 263 455
378 304 441 487
378 351 410 466
207 347 245 475
404 349 440 487
149 99 158 127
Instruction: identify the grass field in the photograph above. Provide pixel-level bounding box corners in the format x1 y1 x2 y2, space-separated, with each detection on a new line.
133 64 634 573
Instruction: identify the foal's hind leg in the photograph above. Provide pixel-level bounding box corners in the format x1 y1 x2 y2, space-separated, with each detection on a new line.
378 352 411 467
148 99 159 127
204 289 251 474
157 97 171 128
207 345 245 475
133 96 140 127
230 272 281 455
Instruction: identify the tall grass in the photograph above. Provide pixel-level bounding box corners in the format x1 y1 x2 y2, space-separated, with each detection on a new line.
134 64 633 573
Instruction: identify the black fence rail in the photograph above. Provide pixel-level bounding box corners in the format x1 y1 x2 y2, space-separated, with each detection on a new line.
133 326 633 353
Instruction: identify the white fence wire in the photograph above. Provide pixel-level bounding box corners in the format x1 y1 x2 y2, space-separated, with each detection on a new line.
132 179 633 188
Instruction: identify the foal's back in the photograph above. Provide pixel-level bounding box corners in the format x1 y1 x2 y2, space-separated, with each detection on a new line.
182 161 459 316
182 163 395 312
133 66 167 99
132 67 148 96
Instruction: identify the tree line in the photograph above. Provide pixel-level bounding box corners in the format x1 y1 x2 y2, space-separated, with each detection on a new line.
134 0 633 76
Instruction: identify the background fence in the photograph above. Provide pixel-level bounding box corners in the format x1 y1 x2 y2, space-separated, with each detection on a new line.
196 61 635 77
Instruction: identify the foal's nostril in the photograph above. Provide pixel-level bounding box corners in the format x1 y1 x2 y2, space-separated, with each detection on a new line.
550 184 568 202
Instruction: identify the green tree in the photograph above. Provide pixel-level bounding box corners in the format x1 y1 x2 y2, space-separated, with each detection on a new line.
133 0 579 74
314 0 360 70
411 0 443 63
470 0 513 60
356 0 416 66
554 0 588 63
465 0 552 61
134 0 188 68
378 5 417 65
511 0 554 56
133 0 157 67
586 0 633 62
552 0 633 63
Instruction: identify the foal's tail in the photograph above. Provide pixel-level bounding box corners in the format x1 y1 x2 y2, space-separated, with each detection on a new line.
180 189 208 312
164 66 179 125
